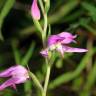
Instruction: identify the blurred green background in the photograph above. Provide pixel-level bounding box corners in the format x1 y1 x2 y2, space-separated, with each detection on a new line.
0 0 96 96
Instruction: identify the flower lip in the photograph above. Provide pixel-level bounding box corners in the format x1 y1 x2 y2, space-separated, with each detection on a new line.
62 45 88 52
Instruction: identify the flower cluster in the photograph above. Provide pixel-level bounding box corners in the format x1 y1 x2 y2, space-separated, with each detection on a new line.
0 65 29 90
40 32 88 57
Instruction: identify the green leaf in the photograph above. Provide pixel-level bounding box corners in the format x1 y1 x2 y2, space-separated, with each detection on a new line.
21 42 35 66
79 18 96 36
81 2 96 22
0 0 15 40
48 0 79 24
11 39 21 64
80 61 96 96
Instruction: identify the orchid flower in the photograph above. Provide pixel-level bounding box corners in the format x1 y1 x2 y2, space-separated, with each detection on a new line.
40 32 88 57
31 0 40 20
0 65 29 91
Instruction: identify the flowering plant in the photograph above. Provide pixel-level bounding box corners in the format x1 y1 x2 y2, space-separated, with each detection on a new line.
1 0 96 96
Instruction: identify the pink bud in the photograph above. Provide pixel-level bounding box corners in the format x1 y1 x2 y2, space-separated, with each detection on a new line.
31 0 41 20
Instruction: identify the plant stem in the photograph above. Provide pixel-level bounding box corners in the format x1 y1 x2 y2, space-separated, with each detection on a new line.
43 64 51 96
43 13 48 47
39 1 50 96
29 72 44 96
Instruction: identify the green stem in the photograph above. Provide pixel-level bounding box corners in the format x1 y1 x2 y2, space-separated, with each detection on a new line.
38 0 48 47
39 1 50 96
43 64 51 96
38 0 45 15
43 13 48 47
29 72 44 96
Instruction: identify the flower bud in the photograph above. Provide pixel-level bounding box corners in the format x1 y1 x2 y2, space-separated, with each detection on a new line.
31 0 41 20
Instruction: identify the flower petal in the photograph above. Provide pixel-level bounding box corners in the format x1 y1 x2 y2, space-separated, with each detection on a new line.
48 35 62 46
0 66 15 77
0 65 28 78
0 78 18 91
47 32 77 46
58 32 76 38
11 65 28 77
62 45 88 53
0 76 28 91
40 48 49 57
58 32 77 44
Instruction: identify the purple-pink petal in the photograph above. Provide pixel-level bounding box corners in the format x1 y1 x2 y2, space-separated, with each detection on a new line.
48 35 62 46
47 32 77 46
15 77 28 84
58 32 77 39
31 0 40 20
11 65 28 77
58 32 77 44
0 77 28 91
0 78 18 91
0 66 15 77
0 65 28 78
62 45 88 53
40 48 48 57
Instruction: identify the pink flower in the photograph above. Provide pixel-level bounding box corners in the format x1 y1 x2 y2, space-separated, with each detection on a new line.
48 32 77 46
40 32 88 57
31 0 40 20
0 65 29 91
